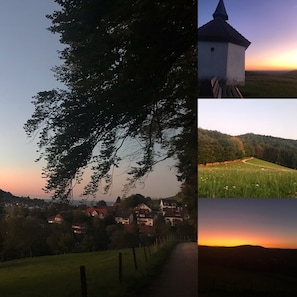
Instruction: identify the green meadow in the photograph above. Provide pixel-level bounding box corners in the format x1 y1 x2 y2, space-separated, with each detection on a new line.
198 158 297 198
240 71 297 97
0 242 176 297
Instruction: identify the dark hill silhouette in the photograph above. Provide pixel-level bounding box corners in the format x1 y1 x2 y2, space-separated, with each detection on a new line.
235 244 265 249
199 245 297 277
281 69 297 79
0 189 46 206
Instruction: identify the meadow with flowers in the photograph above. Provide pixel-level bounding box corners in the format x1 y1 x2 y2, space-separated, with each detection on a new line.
198 158 297 198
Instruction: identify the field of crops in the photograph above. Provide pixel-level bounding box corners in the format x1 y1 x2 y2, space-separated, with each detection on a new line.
198 158 297 198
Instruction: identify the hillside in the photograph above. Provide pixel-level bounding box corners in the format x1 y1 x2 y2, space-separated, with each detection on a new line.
198 158 297 197
0 189 47 206
198 128 297 169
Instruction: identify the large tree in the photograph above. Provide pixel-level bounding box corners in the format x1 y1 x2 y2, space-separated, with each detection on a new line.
24 0 197 213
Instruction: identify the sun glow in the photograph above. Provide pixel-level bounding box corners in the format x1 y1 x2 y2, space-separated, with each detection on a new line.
266 50 297 70
199 234 265 247
198 232 297 249
246 49 297 71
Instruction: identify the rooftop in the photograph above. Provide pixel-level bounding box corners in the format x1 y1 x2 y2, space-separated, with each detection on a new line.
198 0 251 49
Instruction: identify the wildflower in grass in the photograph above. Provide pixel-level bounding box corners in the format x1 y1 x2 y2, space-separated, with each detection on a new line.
224 186 229 190
255 183 260 187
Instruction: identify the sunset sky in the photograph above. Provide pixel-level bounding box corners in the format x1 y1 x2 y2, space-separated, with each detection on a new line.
198 99 297 140
198 0 297 70
0 2 180 201
198 198 297 249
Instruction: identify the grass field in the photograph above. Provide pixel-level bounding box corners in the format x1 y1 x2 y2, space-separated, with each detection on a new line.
0 241 176 297
240 70 297 97
198 158 297 198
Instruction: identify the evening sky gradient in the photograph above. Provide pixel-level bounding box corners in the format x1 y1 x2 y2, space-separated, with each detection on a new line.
198 198 297 249
198 0 297 70
0 2 180 201
198 99 297 140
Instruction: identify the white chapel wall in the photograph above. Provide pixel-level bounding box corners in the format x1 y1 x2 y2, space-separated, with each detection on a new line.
198 41 228 81
226 43 246 85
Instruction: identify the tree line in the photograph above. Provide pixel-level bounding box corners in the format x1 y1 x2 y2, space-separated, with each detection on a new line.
198 128 297 169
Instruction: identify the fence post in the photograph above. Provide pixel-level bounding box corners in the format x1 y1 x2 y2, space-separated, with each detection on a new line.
148 245 151 256
143 246 147 263
132 247 138 270
119 252 123 284
80 266 88 297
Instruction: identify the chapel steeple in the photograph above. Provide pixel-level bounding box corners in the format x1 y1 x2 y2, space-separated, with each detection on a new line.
198 0 251 87
213 0 228 21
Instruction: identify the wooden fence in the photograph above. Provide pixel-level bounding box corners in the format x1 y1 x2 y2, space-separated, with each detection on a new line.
79 236 172 297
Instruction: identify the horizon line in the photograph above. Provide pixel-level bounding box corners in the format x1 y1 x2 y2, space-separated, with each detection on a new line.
198 244 297 250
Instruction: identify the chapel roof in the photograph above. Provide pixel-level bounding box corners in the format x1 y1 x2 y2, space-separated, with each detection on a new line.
198 0 251 49
213 0 228 20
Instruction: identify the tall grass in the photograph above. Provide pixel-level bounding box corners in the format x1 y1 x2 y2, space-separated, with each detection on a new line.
198 158 297 198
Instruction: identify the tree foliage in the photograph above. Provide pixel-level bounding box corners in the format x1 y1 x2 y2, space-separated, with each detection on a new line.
199 128 297 170
24 0 197 202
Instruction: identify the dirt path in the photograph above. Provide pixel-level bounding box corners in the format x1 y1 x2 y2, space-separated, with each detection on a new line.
242 157 294 172
241 156 254 163
144 242 198 297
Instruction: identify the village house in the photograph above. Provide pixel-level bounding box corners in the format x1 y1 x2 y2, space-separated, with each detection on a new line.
163 208 184 227
115 208 134 225
160 199 189 226
48 213 64 224
133 203 158 226
160 199 178 210
72 224 86 234
85 206 113 219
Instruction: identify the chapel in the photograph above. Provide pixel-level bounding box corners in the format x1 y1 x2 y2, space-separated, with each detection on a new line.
198 0 251 86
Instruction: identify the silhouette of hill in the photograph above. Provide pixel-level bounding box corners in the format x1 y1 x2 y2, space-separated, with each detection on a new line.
235 244 265 249
281 70 297 79
0 189 46 206
199 245 297 277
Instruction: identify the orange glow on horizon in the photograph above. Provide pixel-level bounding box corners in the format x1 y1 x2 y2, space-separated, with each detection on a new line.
246 49 297 71
199 229 297 249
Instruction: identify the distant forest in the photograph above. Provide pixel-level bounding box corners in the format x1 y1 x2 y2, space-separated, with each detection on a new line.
198 128 297 169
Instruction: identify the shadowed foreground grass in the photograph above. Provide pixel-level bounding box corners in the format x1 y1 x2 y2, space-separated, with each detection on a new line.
240 72 297 97
199 245 297 297
0 241 177 297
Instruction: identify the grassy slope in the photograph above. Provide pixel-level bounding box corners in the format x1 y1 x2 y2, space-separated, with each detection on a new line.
0 241 177 297
240 72 297 97
243 158 296 171
198 158 297 198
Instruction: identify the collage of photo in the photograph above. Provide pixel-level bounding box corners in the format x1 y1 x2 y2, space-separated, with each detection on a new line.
198 0 297 296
